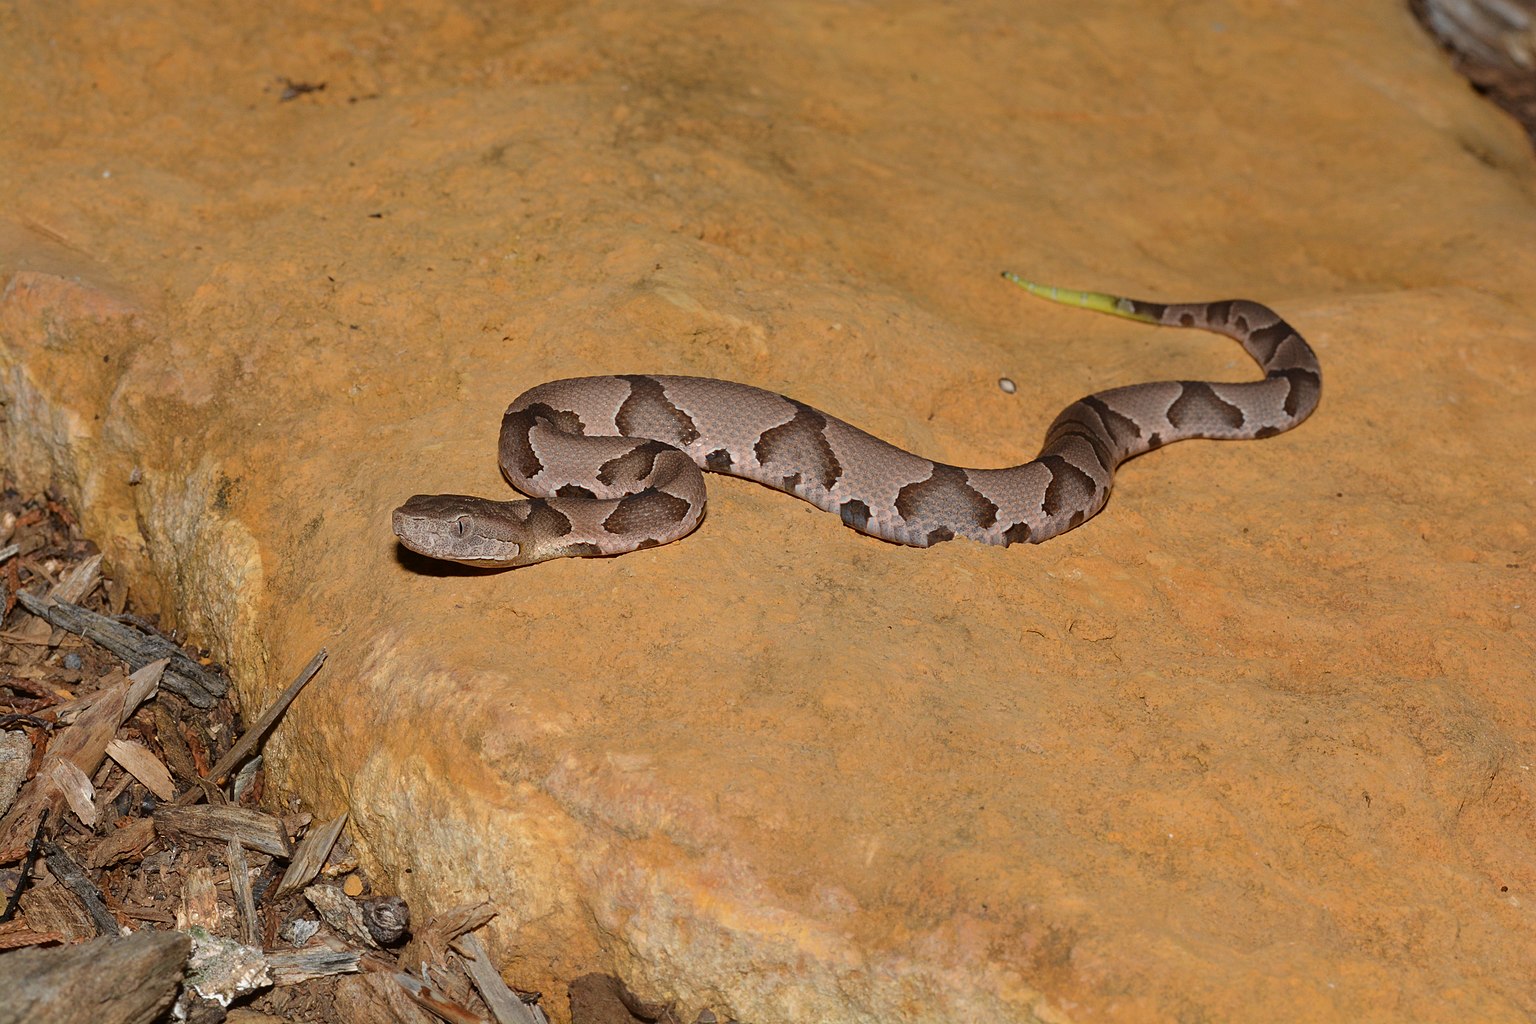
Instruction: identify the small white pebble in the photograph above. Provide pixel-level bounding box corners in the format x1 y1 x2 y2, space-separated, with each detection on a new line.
998 377 1016 394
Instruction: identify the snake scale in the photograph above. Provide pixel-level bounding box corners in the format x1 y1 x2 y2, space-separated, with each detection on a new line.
392 275 1321 567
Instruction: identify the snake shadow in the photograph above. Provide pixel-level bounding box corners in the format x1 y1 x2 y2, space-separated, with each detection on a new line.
392 543 514 577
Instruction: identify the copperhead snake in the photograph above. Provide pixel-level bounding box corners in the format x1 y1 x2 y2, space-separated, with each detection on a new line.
392 276 1321 567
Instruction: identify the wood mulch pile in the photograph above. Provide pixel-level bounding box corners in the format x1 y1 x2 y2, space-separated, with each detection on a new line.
0 483 696 1024
1413 0 1536 149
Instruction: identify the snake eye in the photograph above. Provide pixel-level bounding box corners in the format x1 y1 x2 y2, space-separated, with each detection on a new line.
453 516 470 538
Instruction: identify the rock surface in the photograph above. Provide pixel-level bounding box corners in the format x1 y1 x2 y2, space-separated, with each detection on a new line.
3 1 1536 1021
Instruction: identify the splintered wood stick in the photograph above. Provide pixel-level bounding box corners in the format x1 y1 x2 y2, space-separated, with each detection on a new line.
14 591 227 707
226 838 261 948
176 648 326 805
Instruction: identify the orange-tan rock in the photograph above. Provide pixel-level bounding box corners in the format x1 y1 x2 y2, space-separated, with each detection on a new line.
3 1 1535 1020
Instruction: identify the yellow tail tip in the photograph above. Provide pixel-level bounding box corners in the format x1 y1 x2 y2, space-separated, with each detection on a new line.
1000 271 1158 325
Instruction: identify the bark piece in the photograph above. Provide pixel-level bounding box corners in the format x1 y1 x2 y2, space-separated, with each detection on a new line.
0 729 31 818
87 817 157 868
0 919 65 950
106 737 177 801
276 810 347 897
456 932 547 1024
43 840 119 936
153 803 290 858
14 591 226 706
0 679 126 860
182 927 271 1008
227 838 261 948
20 884 99 942
0 929 191 1024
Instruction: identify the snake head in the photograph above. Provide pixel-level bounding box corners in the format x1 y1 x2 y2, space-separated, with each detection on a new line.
392 493 552 567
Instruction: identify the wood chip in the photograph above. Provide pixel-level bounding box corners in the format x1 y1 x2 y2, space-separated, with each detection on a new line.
266 947 363 985
5 605 55 644
0 680 126 859
400 901 497 974
85 817 156 868
123 657 168 718
226 1011 288 1024
42 841 119 937
49 552 102 605
117 905 176 925
94 756 136 819
179 865 220 930
455 932 547 1024
105 737 177 801
305 882 377 948
394 972 494 1024
333 972 441 1024
227 838 261 949
151 702 202 789
0 929 191 1024
104 575 129 617
230 756 262 804
153 803 290 858
276 811 347 898
50 759 96 827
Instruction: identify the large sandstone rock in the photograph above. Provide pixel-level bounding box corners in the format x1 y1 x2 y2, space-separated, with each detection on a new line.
3 1 1534 1020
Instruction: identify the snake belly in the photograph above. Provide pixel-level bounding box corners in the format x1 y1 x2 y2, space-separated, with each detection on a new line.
391 284 1321 567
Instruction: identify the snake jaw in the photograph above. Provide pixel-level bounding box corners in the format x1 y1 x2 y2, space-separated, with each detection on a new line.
392 494 529 567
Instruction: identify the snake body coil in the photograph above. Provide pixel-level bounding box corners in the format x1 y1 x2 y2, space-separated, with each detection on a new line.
393 278 1321 567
